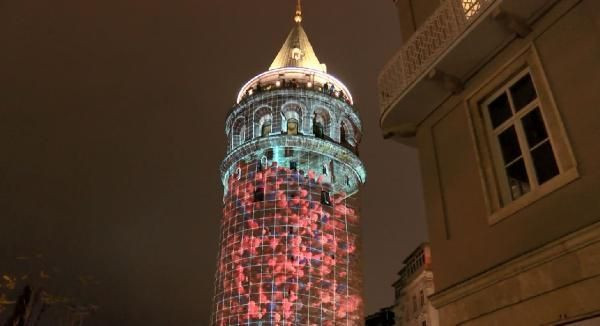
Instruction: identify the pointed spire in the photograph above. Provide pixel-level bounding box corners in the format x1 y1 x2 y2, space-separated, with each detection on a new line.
269 1 327 72
294 0 302 23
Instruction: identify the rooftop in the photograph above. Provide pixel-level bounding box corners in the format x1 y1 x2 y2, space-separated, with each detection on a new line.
235 0 353 105
269 0 327 72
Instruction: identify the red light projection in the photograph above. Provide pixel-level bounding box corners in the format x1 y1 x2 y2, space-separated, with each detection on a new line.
213 160 363 325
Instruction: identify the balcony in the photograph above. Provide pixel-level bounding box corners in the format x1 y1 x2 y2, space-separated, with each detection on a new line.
378 0 556 144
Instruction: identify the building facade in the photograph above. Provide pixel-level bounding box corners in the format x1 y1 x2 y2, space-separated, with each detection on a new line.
212 3 366 325
366 307 396 326
379 0 600 325
392 244 438 326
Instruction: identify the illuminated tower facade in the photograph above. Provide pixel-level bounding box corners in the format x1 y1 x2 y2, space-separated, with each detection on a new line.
212 2 366 325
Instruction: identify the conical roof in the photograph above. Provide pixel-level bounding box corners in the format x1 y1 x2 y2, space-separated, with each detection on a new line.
269 9 327 72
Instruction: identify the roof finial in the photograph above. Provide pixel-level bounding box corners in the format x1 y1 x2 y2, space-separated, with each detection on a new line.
294 0 302 23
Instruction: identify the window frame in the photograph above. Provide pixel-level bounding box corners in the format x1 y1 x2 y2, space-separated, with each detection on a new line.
466 45 578 225
481 68 560 204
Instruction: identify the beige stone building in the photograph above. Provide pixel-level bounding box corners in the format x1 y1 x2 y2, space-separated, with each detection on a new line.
379 0 600 325
392 243 439 326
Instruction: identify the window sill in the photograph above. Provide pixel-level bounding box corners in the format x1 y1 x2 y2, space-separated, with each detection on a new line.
488 168 579 225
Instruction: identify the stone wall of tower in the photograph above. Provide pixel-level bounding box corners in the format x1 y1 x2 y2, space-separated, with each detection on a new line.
214 13 366 323
212 154 363 325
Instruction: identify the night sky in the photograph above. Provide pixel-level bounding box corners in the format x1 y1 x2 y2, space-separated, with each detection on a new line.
0 1 426 324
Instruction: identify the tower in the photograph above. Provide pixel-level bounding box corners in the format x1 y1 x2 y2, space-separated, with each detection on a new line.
212 2 366 325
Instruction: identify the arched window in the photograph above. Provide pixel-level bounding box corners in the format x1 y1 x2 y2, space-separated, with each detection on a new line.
281 103 303 134
239 125 247 143
312 108 331 139
313 118 324 138
340 119 356 148
340 124 348 144
284 147 294 157
287 118 299 135
231 118 246 149
255 108 273 138
261 121 272 137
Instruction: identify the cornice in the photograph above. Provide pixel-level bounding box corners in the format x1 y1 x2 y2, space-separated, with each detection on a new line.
430 221 600 308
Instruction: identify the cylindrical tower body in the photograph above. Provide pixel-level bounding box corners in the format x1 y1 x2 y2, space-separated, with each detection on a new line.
212 11 366 325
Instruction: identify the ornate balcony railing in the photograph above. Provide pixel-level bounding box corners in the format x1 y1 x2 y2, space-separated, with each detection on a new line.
378 0 495 114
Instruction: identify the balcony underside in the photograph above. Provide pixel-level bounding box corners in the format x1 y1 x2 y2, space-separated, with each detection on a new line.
379 0 558 146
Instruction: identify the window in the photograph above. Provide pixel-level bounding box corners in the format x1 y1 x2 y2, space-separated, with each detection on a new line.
468 47 578 223
420 290 425 307
313 110 330 139
340 121 357 152
265 149 273 160
284 147 294 157
290 161 297 171
261 122 271 137
322 164 328 175
254 188 264 202
314 121 324 138
483 71 559 203
232 119 245 148
291 48 303 61
422 321 427 326
340 125 347 144
256 111 273 138
287 119 299 135
321 191 331 206
260 156 268 169
412 295 417 312
240 125 247 143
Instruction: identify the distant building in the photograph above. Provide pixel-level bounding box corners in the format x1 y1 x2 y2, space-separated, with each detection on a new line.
366 307 396 326
392 244 438 326
379 0 600 325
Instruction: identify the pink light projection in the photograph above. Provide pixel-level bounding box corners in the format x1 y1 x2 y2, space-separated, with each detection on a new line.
212 160 363 325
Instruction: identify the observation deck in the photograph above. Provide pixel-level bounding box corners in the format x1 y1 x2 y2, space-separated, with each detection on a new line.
237 67 354 106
